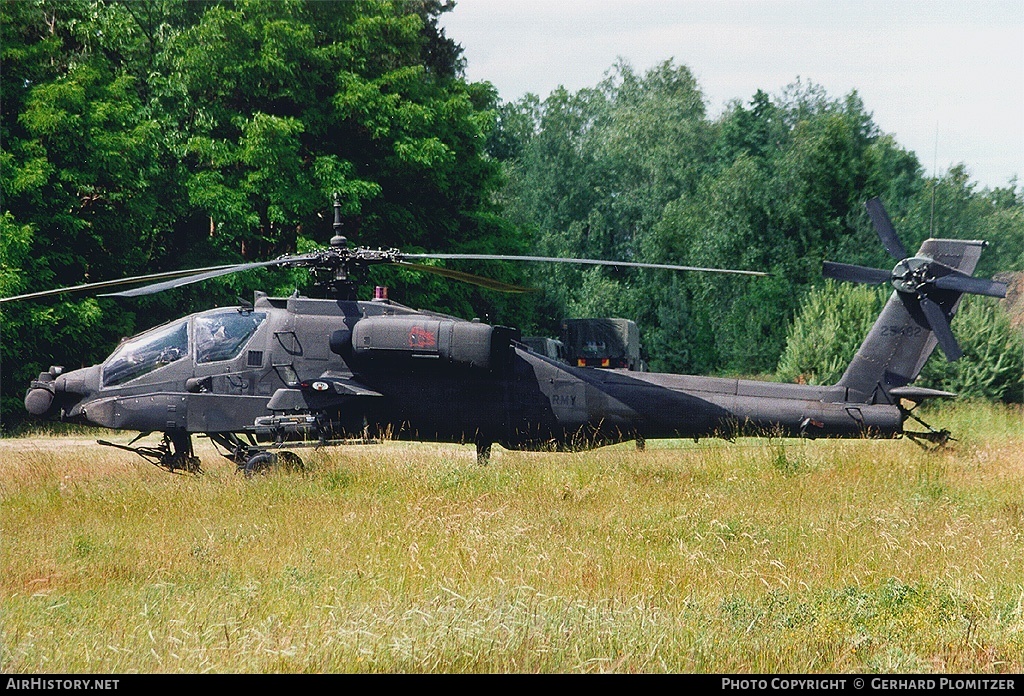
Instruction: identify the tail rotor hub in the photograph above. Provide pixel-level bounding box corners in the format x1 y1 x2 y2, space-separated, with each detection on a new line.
891 257 932 294
822 196 1008 363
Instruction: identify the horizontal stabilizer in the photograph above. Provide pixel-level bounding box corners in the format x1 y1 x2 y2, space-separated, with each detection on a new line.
888 386 957 403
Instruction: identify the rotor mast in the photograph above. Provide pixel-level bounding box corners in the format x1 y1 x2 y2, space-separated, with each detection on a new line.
326 192 356 300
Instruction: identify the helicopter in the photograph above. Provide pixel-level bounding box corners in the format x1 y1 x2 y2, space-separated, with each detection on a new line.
3 196 1007 475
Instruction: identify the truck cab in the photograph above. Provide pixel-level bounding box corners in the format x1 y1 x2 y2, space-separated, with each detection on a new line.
560 318 645 371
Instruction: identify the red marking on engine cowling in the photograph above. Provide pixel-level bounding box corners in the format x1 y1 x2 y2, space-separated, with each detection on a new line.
408 326 437 349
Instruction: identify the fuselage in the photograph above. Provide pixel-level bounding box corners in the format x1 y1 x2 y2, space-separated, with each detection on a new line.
26 293 904 450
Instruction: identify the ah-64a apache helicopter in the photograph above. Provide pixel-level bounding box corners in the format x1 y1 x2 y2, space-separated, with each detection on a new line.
4 197 1006 475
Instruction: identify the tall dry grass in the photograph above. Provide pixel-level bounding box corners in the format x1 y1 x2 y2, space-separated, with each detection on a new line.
1 402 1022 673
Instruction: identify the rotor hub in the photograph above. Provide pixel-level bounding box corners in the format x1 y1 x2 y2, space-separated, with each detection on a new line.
891 256 933 294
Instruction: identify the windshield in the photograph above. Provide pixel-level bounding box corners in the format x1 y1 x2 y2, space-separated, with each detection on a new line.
564 319 629 359
194 310 266 364
103 320 189 387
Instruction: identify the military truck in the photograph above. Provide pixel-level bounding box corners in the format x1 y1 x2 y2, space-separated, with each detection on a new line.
521 336 568 362
559 318 645 371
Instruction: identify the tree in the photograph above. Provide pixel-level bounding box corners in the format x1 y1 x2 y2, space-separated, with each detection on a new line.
918 296 1024 402
2 0 169 423
494 69 1023 379
0 0 514 427
497 60 713 338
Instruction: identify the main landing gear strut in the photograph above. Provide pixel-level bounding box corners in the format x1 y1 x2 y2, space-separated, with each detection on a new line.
98 430 305 476
98 430 202 474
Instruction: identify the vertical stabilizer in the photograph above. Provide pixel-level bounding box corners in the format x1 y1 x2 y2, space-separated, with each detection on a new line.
836 238 986 402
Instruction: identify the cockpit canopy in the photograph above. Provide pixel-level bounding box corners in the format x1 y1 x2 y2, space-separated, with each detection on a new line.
102 309 266 387
194 311 267 364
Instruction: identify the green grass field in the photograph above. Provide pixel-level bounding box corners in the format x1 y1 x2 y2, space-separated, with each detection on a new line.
2 401 1022 673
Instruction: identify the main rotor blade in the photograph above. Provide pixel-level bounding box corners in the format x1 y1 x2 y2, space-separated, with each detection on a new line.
390 262 534 293
402 253 768 277
0 265 238 304
101 256 314 298
822 261 892 285
865 197 908 260
918 295 963 362
931 271 1008 298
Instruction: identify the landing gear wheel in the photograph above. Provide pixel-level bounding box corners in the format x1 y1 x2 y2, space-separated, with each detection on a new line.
277 451 304 472
244 451 279 478
243 450 304 477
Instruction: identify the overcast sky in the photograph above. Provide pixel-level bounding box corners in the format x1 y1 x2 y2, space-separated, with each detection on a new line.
441 0 1023 190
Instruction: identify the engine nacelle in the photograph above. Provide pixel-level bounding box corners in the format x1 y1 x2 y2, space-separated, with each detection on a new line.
343 315 519 372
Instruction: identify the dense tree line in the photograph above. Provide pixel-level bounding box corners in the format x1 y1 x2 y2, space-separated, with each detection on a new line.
2 1 1021 426
1 0 527 424
493 61 1023 397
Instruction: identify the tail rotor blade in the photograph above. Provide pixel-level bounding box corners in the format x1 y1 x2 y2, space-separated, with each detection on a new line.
918 295 963 362
932 271 1008 298
865 197 908 260
823 261 892 285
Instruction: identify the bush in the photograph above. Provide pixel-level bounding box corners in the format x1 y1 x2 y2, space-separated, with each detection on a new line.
918 296 1024 402
777 283 1024 402
776 281 886 385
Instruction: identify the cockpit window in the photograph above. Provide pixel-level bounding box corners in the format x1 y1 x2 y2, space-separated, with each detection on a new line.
194 311 267 364
103 320 189 387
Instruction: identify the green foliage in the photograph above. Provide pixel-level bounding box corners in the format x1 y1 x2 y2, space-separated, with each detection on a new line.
0 212 33 299
565 267 642 320
776 281 888 385
1 0 512 426
918 297 1024 402
499 73 898 371
496 67 1022 383
498 60 714 340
